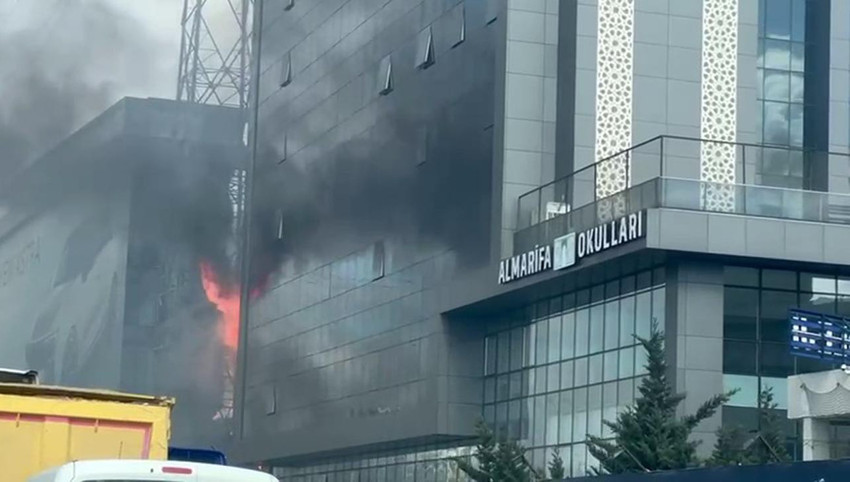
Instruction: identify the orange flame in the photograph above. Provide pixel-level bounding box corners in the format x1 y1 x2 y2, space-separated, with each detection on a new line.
199 261 240 355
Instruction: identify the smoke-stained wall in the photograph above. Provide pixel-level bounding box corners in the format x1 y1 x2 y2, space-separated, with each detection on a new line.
0 192 130 389
238 0 498 463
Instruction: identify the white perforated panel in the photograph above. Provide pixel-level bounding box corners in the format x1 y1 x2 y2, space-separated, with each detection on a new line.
700 0 739 212
594 0 634 201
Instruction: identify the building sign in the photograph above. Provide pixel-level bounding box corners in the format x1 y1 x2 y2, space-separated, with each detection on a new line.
498 211 645 285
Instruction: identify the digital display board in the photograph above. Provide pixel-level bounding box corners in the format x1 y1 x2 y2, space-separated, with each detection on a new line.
789 309 850 364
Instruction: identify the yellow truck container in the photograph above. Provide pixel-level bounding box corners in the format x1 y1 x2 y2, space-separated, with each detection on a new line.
0 382 174 482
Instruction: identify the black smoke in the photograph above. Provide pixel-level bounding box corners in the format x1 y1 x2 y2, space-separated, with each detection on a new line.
0 0 167 177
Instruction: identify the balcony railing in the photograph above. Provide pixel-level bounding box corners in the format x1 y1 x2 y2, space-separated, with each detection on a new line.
513 136 850 254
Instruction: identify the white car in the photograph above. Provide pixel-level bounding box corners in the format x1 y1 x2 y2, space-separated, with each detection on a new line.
28 460 278 482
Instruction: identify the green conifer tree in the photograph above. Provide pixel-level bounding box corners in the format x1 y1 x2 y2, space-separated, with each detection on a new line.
587 322 736 474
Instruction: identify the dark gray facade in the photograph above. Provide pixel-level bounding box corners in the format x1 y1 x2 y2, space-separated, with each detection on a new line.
240 0 850 479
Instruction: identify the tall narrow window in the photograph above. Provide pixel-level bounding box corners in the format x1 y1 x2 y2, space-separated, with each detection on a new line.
415 26 435 69
378 55 393 95
279 51 292 87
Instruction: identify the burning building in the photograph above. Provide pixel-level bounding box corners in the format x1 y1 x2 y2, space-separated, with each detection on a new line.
0 97 245 447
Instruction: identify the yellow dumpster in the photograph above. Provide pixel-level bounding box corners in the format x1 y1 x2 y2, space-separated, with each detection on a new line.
0 383 173 482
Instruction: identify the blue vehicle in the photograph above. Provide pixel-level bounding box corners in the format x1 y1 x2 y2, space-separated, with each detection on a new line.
167 447 227 465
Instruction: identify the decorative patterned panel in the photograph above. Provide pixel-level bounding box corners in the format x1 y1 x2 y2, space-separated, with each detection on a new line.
594 0 634 204
700 0 739 212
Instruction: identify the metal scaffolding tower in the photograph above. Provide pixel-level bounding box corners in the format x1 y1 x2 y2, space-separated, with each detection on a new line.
177 0 253 108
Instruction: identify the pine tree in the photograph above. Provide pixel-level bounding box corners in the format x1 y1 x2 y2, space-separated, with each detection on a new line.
587 322 737 474
453 420 537 481
707 425 749 466
547 448 566 480
747 386 790 464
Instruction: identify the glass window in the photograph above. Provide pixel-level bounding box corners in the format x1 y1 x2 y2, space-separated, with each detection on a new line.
619 346 635 378
560 360 574 389
618 378 634 407
764 39 791 70
575 309 589 357
547 363 560 393
604 350 618 382
508 400 522 440
838 277 850 295
510 327 524 371
652 287 665 329
760 341 794 378
762 376 789 409
548 316 562 363
790 0 805 42
577 289 590 307
761 290 798 342
571 443 587 479
559 390 573 444
495 402 508 438
485 335 497 375
789 73 804 103
635 343 649 376
837 296 850 317
622 275 636 294
562 311 575 360
724 374 759 407
724 287 758 340
763 102 791 145
790 42 805 71
724 266 759 287
535 319 548 366
602 382 618 438
484 377 495 403
604 300 620 350
801 273 836 294
589 354 603 385
587 385 603 437
620 296 636 346
533 395 546 447
525 324 536 368
764 69 790 101
590 305 604 353
764 0 791 40
509 371 522 399
546 393 560 446
635 292 652 339
575 357 588 387
763 269 797 290
497 331 510 374
496 374 510 401
724 340 757 375
535 366 547 395
572 388 588 442
606 280 620 298
592 285 605 303
789 104 803 147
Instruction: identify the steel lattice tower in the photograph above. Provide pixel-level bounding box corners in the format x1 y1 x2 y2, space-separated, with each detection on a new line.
176 0 254 426
177 0 253 108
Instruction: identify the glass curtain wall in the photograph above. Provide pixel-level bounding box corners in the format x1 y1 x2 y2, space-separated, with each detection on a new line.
483 267 666 477
722 266 850 460
757 0 807 189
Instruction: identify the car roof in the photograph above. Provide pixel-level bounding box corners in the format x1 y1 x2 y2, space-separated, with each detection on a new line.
62 460 277 481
